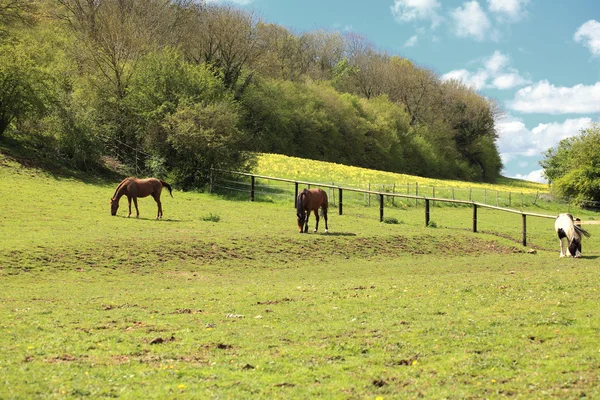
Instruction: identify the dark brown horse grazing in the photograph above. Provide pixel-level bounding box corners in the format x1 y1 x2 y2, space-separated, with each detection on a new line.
110 177 173 219
296 188 328 233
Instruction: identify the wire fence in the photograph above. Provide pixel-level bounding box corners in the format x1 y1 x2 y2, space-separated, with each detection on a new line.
210 168 599 248
212 170 550 209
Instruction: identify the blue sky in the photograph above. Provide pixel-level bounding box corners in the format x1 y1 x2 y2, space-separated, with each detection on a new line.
216 0 600 182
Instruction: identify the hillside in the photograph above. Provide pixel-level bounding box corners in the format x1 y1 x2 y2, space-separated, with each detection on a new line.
3 148 600 399
254 153 548 193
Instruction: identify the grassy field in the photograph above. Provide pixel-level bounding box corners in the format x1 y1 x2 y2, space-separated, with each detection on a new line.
2 152 600 399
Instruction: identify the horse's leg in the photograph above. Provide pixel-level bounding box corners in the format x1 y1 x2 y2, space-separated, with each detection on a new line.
127 197 132 218
133 197 139 218
152 193 162 219
304 212 309 233
323 207 328 233
559 238 566 257
313 209 319 232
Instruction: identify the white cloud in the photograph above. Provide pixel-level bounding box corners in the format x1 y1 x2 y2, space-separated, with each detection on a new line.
404 35 419 47
441 51 529 91
497 115 593 161
513 169 547 183
391 0 442 28
491 73 530 90
508 80 600 114
487 0 529 21
484 51 509 73
451 1 491 41
574 20 600 56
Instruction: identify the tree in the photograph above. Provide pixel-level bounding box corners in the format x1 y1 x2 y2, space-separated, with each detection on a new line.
0 0 38 38
540 124 600 203
126 48 251 186
341 33 388 99
0 41 49 137
180 4 261 91
441 79 503 181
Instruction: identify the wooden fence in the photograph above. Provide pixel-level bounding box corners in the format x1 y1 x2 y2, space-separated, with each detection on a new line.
210 168 561 247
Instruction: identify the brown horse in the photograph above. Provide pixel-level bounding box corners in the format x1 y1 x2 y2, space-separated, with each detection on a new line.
296 188 328 233
110 177 173 219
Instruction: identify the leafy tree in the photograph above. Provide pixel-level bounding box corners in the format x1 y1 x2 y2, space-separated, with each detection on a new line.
164 100 253 189
0 41 49 137
126 48 251 186
540 124 600 203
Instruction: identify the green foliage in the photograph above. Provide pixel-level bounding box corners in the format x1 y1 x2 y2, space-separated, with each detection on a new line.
202 212 221 222
164 100 253 189
541 124 600 203
0 40 50 136
0 0 505 188
125 48 254 188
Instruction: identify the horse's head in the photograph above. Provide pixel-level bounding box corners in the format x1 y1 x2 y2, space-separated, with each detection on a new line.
568 238 581 258
110 198 119 216
297 211 306 233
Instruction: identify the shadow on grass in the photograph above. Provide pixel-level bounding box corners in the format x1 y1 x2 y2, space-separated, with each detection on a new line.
112 216 183 222
0 134 123 186
300 232 357 237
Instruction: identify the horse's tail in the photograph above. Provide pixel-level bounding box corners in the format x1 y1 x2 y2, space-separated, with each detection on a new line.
320 189 328 216
160 180 173 198
575 224 591 238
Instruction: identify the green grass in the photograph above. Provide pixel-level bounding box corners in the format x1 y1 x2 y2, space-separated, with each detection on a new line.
2 151 600 399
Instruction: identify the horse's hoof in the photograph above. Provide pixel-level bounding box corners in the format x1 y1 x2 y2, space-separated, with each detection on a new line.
325 230 329 234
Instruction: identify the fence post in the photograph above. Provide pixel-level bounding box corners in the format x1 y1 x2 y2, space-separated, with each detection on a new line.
509 192 511 207
250 175 255 202
338 188 343 215
496 191 499 207
484 189 487 204
379 194 384 222
415 183 419 206
294 182 298 207
522 214 527 246
520 192 523 208
472 204 477 232
425 199 430 227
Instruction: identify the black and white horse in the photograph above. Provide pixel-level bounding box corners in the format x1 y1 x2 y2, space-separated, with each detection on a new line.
555 213 590 258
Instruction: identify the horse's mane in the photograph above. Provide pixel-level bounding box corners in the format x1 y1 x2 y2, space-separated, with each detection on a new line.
112 177 132 199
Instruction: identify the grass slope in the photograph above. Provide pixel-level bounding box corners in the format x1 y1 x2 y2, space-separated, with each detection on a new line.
255 154 548 192
2 152 600 399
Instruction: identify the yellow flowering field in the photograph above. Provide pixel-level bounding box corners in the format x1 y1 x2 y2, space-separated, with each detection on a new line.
255 153 548 194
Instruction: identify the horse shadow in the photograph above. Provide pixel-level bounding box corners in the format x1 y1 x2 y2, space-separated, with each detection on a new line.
115 216 182 222
319 232 357 237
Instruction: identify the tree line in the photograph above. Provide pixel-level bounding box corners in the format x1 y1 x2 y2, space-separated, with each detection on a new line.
1 0 503 189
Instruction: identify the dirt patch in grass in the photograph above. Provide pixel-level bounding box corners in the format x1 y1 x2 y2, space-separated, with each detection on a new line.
1 233 521 273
